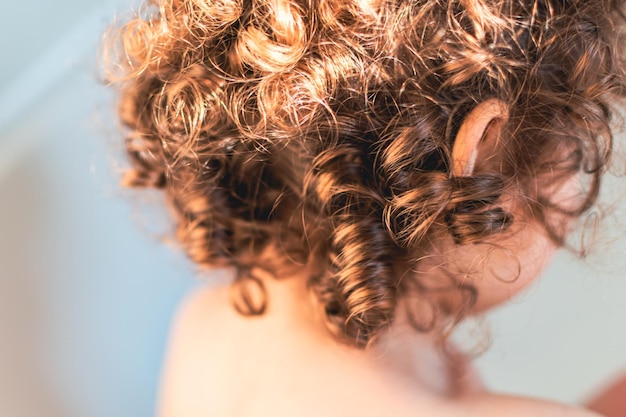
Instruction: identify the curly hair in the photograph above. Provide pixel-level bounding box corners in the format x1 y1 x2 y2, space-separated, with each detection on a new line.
105 0 626 347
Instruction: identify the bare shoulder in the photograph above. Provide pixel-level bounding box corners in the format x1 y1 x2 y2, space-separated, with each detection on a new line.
161 284 233 356
173 282 232 323
457 393 607 417
156 284 235 417
161 282 238 366
157 286 610 417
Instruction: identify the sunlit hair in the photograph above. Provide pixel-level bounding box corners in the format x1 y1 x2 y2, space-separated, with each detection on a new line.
105 0 626 347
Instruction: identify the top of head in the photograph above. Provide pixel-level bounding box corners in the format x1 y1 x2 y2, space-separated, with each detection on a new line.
107 0 626 347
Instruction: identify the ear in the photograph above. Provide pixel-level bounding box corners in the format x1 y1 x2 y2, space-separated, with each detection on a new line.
452 99 509 177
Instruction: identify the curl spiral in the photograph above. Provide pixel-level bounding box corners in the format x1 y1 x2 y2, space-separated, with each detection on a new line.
106 0 626 346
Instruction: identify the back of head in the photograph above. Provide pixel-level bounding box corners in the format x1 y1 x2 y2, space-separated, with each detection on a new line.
106 0 626 347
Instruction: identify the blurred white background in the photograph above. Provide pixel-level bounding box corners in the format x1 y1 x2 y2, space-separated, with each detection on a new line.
1 1 625 416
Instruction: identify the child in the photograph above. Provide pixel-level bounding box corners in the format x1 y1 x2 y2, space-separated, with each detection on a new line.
106 0 626 415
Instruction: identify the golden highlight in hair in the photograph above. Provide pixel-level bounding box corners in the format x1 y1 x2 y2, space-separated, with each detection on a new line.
105 0 626 347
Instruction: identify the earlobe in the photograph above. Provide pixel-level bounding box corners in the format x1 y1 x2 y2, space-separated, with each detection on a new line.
452 99 509 177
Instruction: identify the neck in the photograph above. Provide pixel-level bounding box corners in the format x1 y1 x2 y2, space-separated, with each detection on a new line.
249 264 478 398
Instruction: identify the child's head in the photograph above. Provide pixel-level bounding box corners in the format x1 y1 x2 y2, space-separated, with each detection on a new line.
107 0 626 347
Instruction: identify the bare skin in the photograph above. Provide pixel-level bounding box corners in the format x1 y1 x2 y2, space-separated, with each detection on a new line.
586 375 626 417
156 101 609 417
157 269 604 417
